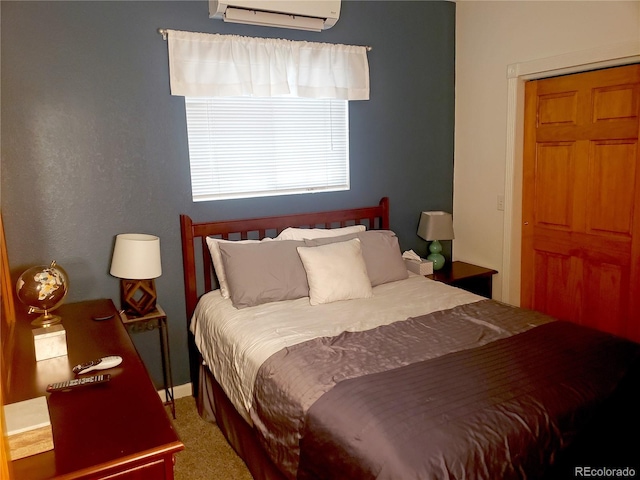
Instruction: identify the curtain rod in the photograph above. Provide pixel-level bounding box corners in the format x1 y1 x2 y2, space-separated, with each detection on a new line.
157 28 372 51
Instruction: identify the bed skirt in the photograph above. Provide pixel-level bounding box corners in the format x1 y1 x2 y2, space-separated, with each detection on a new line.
197 362 286 480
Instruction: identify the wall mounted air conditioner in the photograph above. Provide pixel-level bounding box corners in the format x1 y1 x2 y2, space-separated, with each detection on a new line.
209 0 341 32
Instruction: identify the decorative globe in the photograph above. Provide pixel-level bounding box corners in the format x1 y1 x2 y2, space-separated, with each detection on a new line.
16 261 69 327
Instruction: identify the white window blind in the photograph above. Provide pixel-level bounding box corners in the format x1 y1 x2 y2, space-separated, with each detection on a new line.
185 96 349 202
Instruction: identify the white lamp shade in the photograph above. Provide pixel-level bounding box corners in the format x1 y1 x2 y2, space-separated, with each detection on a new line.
110 234 162 280
417 211 455 241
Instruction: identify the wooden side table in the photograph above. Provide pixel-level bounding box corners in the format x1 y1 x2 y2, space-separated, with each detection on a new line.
119 305 176 419
427 261 498 298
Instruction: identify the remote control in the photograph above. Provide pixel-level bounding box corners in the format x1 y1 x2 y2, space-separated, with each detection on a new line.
47 374 111 392
72 355 122 375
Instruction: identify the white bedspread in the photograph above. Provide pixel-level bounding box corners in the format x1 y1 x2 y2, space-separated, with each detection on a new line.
190 274 483 422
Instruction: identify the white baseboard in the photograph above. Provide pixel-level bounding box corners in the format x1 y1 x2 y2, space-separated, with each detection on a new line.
157 382 193 401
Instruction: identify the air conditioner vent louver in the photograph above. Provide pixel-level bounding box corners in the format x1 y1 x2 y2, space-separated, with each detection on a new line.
210 0 341 31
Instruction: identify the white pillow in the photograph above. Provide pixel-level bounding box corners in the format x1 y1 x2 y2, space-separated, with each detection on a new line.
206 237 273 299
296 238 373 306
276 224 365 241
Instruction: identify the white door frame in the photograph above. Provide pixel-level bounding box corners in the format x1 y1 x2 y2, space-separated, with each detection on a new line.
501 41 640 306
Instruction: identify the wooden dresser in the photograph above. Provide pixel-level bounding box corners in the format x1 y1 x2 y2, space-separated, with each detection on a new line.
5 298 184 479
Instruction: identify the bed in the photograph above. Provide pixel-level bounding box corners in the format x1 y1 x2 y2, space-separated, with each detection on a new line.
180 197 640 480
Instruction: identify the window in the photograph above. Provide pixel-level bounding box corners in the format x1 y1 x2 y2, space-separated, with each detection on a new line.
164 30 369 202
185 96 349 202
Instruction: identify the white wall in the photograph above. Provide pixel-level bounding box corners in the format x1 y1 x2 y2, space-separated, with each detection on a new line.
454 0 640 303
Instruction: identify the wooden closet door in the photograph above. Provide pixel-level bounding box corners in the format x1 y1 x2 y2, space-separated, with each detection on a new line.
522 64 640 343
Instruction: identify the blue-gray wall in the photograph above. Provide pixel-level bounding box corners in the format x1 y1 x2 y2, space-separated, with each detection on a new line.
1 1 455 387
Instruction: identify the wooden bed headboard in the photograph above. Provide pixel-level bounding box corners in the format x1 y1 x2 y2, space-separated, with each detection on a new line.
179 197 389 325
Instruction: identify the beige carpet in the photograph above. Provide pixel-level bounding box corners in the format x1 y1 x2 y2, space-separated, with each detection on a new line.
169 396 253 480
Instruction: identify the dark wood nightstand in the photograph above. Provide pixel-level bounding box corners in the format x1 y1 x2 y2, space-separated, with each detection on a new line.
8 299 183 479
427 261 498 298
119 305 175 419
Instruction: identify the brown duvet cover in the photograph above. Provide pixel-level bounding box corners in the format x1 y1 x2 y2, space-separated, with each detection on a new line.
250 301 640 480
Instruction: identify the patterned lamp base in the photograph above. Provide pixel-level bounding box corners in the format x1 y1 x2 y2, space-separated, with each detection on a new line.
120 279 157 317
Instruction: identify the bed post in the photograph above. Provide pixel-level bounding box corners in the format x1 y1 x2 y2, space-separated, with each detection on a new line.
180 214 198 321
379 197 390 230
180 214 201 396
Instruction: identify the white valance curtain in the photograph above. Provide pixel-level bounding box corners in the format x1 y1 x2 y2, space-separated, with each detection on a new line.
166 29 370 100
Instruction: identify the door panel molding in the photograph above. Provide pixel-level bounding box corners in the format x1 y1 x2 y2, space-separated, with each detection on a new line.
534 142 575 229
587 140 637 237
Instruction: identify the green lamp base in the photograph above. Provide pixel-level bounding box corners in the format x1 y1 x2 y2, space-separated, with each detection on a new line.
427 240 446 271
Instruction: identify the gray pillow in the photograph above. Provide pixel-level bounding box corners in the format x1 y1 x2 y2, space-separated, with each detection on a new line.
304 230 408 286
219 240 309 309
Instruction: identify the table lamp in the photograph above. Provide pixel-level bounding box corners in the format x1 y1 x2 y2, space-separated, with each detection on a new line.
110 233 162 317
417 211 454 271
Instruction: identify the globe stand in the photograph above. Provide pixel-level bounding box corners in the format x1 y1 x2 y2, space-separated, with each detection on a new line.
29 307 62 327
